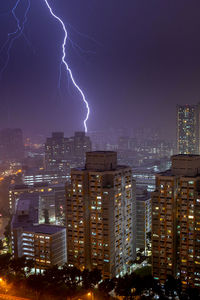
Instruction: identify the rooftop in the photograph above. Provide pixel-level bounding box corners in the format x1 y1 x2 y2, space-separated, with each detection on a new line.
72 165 131 173
12 193 39 229
86 151 116 154
158 169 173 177
158 169 200 178
32 224 65 235
172 154 200 158
12 193 65 234
17 198 31 212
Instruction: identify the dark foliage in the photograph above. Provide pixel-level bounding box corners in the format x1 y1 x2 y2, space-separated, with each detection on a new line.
0 255 199 299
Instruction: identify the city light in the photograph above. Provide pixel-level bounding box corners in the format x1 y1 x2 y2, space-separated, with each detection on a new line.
87 292 91 296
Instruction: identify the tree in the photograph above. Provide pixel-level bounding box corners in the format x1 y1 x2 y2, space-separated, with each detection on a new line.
88 268 102 287
25 259 35 276
4 218 11 250
43 265 63 285
9 256 27 277
82 268 101 290
0 239 4 251
139 274 154 291
115 275 132 298
26 274 46 300
82 269 91 290
61 264 82 288
186 287 200 300
98 278 116 296
164 275 178 297
134 266 152 278
0 253 11 276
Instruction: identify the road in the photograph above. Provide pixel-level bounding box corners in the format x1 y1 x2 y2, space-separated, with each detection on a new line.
0 294 30 300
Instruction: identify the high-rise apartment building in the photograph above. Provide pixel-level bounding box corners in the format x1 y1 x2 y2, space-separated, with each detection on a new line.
0 128 24 161
66 151 136 279
176 104 200 154
152 154 200 289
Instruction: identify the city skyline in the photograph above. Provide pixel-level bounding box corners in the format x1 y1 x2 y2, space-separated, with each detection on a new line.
1 1 200 298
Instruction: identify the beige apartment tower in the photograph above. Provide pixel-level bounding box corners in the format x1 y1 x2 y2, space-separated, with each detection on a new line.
66 151 136 278
152 154 200 289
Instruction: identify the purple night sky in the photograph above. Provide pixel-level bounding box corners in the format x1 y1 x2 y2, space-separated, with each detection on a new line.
1 0 200 138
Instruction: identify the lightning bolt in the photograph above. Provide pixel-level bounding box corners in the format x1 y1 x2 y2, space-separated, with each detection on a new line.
58 34 96 96
58 24 99 99
44 0 90 133
0 0 31 78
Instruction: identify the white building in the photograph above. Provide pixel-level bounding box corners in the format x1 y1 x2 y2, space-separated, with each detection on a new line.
11 194 66 270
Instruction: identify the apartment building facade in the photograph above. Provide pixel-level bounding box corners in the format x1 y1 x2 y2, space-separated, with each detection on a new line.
66 151 136 278
152 154 200 289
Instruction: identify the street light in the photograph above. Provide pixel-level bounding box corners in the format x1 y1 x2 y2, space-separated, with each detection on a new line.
87 291 94 300
71 291 94 300
0 277 8 294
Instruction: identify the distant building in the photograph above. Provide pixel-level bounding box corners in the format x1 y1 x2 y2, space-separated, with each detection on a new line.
89 129 117 151
66 151 136 278
118 136 130 151
73 131 91 159
135 140 174 158
11 194 66 270
136 189 151 252
118 136 137 152
176 104 200 154
0 128 24 161
22 169 69 186
45 131 91 172
9 183 66 225
45 132 69 172
152 154 200 289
